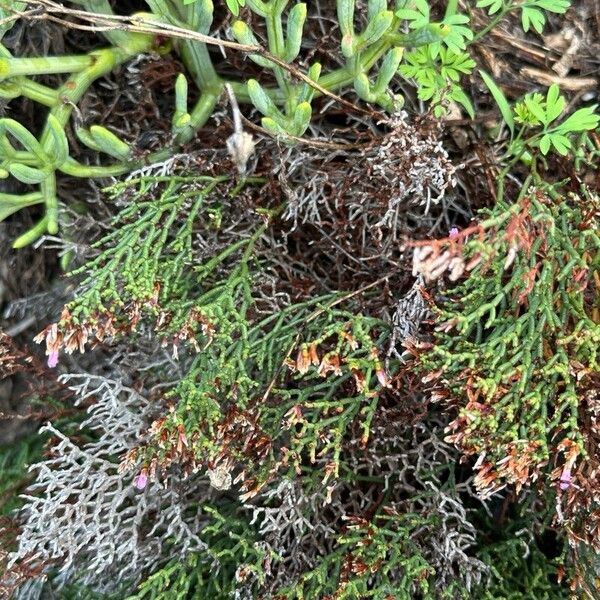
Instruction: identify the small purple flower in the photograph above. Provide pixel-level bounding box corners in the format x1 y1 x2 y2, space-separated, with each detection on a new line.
47 351 59 368
449 227 460 239
559 468 572 491
134 470 148 490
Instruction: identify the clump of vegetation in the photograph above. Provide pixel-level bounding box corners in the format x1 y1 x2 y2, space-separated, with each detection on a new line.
0 0 599 598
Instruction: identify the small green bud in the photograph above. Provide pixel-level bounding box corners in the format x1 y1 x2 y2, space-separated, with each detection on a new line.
231 20 259 46
174 113 192 129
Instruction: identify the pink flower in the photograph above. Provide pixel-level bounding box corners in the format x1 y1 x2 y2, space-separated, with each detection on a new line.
559 468 572 491
134 469 148 490
449 227 460 239
47 351 59 368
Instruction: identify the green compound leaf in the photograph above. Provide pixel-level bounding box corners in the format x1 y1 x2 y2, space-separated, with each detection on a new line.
555 105 599 134
518 0 570 34
539 132 571 155
533 0 570 11
544 83 565 123
440 14 474 53
395 0 430 29
439 48 476 81
476 0 503 15
521 6 545 33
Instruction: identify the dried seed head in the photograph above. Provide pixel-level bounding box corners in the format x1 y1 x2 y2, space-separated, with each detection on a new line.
207 462 233 491
225 83 255 174
227 131 256 175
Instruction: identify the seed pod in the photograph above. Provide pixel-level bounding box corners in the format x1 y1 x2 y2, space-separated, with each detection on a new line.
227 130 255 174
426 250 452 281
466 253 483 271
284 3 307 62
412 245 433 276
